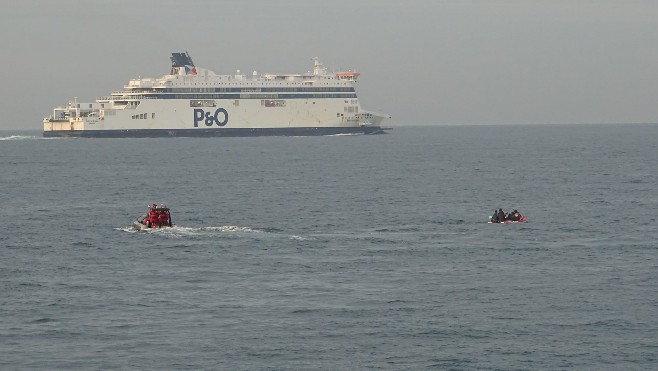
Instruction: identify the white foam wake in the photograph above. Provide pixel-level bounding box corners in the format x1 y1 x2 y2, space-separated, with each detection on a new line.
115 224 260 236
0 135 67 140
0 135 39 141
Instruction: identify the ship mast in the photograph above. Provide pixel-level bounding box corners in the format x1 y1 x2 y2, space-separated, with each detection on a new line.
312 57 327 76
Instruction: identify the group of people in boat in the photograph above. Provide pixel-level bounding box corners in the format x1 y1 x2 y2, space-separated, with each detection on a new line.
142 203 172 228
490 208 523 223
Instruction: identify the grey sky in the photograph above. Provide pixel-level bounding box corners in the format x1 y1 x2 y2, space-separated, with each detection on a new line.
1 0 657 130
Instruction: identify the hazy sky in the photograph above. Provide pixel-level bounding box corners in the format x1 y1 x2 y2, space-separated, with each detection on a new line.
1 0 658 130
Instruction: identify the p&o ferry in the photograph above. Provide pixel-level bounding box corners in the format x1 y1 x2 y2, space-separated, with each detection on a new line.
43 52 390 138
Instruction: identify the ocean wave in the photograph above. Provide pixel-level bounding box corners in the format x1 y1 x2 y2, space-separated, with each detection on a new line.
327 133 359 136
289 234 316 241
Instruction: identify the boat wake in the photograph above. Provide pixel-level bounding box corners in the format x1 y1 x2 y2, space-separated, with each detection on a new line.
0 135 40 141
0 135 68 141
116 224 262 236
116 224 322 242
118 222 439 241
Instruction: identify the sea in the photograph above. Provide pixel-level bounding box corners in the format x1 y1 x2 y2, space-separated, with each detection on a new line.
1 125 656 370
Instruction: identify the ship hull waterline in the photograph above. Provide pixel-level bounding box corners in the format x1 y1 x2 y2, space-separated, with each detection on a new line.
42 126 386 138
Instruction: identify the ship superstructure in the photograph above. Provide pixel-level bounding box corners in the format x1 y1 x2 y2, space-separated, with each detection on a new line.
43 52 390 137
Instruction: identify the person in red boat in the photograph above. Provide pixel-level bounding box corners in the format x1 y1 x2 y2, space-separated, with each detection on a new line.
143 205 153 228
158 209 169 227
149 208 160 228
164 205 173 226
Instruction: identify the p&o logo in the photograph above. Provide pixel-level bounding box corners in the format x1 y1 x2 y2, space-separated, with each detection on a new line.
193 108 228 127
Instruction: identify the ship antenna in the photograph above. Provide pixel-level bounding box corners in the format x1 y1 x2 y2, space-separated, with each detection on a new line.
312 57 325 76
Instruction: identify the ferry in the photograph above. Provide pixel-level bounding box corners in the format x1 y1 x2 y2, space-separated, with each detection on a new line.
43 52 390 137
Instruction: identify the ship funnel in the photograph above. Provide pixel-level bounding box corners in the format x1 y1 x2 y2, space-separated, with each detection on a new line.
170 52 196 75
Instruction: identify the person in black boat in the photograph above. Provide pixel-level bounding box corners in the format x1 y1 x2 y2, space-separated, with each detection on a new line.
497 208 506 222
506 211 515 221
491 210 499 223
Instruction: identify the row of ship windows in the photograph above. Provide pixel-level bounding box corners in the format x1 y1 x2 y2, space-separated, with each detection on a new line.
132 113 155 120
83 97 357 110
189 99 353 109
336 109 360 117
114 93 358 100
262 100 286 107
128 105 355 118
171 82 351 88
130 87 355 93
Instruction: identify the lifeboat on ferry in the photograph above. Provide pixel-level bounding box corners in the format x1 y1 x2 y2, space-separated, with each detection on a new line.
134 204 173 230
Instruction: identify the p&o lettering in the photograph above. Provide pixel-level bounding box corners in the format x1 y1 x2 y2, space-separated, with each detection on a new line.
193 108 228 127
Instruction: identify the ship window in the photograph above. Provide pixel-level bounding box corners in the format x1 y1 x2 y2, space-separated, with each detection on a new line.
152 113 155 119
190 100 216 107
262 100 286 107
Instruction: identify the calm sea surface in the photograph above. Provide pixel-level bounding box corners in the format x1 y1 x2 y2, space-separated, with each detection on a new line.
1 125 656 370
